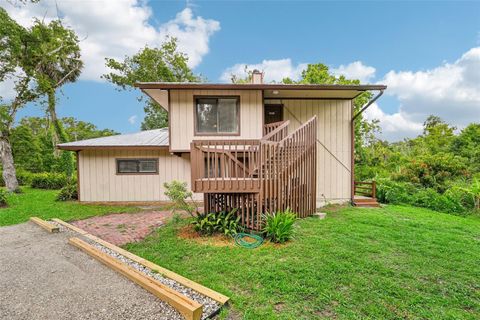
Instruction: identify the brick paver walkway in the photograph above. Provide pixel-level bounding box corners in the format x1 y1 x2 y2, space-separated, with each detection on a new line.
72 211 176 246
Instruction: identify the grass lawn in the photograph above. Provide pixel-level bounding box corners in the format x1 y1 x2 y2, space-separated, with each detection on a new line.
0 187 138 226
126 205 480 319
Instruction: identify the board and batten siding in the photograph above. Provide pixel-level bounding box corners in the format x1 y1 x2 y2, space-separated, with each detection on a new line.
78 149 201 202
268 99 352 203
169 89 263 151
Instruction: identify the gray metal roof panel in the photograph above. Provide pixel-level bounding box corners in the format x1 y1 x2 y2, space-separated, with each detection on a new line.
57 128 169 149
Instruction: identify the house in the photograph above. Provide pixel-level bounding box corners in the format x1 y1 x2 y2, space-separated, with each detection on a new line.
58 71 386 229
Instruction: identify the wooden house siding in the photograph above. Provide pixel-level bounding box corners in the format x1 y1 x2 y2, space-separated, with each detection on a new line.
169 89 263 152
268 99 352 202
78 149 201 202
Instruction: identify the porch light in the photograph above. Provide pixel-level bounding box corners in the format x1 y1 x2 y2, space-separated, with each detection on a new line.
272 90 279 95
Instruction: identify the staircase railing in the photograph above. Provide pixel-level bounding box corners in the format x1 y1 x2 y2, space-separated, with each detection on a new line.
354 181 377 199
258 116 317 218
263 121 289 141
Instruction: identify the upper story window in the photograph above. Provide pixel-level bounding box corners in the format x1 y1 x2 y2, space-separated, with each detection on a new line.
195 96 240 135
116 159 158 175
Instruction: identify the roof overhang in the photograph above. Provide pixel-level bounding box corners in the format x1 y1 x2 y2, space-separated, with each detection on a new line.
135 82 386 100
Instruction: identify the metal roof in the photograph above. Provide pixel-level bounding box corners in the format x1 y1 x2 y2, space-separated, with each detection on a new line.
57 128 169 151
135 82 386 91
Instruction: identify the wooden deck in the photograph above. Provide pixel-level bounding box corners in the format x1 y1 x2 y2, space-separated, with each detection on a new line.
191 118 317 230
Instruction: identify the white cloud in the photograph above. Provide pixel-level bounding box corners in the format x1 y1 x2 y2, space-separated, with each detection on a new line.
364 103 423 141
158 7 220 69
220 59 307 83
2 1 220 81
332 61 376 83
0 68 29 102
128 115 137 125
381 47 480 130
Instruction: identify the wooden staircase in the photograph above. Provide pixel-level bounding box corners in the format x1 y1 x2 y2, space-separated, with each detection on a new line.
353 196 380 208
353 181 380 207
191 118 317 230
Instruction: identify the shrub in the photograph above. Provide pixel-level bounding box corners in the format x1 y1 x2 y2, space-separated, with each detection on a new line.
376 179 414 204
192 209 241 237
445 186 475 211
16 170 33 186
262 209 297 243
0 189 7 207
412 188 465 214
30 172 68 189
56 181 78 201
164 180 199 217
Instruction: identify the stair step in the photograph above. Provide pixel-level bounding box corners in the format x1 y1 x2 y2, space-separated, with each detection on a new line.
353 198 378 203
354 201 380 208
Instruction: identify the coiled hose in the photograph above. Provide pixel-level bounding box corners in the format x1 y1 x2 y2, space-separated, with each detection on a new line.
234 233 264 249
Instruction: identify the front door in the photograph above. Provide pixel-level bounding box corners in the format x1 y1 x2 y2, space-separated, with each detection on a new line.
264 104 284 124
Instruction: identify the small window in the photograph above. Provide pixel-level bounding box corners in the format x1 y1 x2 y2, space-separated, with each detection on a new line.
116 159 158 174
195 97 240 135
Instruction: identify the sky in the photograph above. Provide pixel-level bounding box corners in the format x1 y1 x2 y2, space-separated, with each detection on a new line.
1 0 480 141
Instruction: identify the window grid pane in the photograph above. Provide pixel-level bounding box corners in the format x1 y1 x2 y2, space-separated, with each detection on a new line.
139 160 157 173
118 160 138 173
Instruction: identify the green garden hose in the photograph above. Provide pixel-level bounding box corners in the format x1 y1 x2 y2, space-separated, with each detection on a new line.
234 233 264 249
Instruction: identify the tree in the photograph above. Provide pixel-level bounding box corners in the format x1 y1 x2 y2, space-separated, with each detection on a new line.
11 116 117 173
27 19 83 178
421 115 455 154
0 8 40 191
451 123 480 173
10 125 43 172
61 117 117 141
103 38 199 130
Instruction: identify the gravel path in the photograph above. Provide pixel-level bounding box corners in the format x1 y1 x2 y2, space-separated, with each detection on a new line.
0 222 184 319
52 221 221 319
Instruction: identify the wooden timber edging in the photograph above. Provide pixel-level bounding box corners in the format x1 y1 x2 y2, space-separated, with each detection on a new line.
53 218 229 305
29 217 60 233
69 237 203 320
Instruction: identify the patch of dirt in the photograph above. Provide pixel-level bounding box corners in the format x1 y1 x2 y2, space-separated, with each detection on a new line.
177 225 234 247
274 302 285 312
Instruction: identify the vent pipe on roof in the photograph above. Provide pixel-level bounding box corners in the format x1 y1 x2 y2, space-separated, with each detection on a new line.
251 69 264 84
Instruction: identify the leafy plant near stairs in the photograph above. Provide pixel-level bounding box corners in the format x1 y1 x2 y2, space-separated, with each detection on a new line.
262 209 297 243
192 209 241 237
163 180 200 217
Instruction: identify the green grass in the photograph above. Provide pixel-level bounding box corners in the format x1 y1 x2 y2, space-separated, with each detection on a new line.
125 205 480 319
0 187 138 226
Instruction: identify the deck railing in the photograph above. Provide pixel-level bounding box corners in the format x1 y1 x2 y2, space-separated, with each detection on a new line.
190 139 261 193
354 181 377 199
192 116 317 230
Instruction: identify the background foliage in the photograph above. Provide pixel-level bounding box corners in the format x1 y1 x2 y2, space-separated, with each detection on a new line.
358 116 480 214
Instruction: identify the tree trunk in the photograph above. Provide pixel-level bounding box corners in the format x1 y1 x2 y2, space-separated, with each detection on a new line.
48 90 61 157
47 89 74 179
0 137 19 192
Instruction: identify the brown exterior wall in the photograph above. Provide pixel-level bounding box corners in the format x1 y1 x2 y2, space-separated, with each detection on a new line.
78 149 202 202
169 89 263 151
